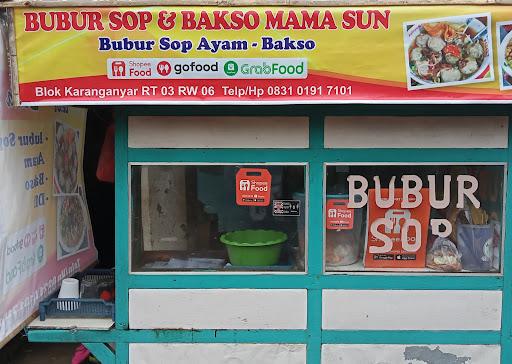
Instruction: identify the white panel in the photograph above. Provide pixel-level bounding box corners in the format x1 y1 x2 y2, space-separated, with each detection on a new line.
129 289 307 329
323 290 501 330
324 116 508 148
128 116 309 148
322 344 500 364
130 344 306 364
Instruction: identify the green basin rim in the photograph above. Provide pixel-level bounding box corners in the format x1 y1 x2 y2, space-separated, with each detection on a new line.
220 229 288 247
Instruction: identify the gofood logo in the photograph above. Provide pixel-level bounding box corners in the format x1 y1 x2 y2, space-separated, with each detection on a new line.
156 61 172 76
172 60 219 75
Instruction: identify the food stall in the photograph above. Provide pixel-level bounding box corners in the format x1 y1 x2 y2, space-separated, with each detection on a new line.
2 0 512 363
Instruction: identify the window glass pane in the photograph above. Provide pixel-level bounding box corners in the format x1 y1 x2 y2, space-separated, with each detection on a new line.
131 164 306 272
325 164 504 273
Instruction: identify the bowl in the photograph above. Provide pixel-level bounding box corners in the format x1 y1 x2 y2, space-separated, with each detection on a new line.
500 29 512 79
220 229 287 266
406 18 491 86
57 195 86 254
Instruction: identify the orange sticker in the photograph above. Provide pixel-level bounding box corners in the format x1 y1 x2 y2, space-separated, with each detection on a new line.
364 188 431 269
236 168 272 206
326 199 354 230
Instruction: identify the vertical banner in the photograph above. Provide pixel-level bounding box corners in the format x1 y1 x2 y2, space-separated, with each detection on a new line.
0 41 97 346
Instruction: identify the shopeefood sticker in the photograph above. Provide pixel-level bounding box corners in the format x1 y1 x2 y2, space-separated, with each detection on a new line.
273 200 300 216
236 168 271 206
326 199 353 230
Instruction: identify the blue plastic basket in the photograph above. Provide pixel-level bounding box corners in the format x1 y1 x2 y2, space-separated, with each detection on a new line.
38 268 115 321
39 297 115 321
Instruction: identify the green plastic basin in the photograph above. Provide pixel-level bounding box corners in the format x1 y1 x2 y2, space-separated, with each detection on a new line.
220 229 287 266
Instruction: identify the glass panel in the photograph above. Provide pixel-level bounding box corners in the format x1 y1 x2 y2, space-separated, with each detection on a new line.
131 164 306 272
325 164 505 273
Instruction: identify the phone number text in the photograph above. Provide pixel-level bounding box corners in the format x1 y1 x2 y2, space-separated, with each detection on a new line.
144 85 352 98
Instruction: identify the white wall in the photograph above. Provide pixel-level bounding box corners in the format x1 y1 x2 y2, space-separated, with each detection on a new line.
130 343 307 364
323 290 502 330
322 344 500 364
129 116 309 148
325 116 508 148
129 289 307 330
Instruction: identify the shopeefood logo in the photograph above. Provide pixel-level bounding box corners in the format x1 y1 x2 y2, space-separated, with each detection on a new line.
107 58 308 79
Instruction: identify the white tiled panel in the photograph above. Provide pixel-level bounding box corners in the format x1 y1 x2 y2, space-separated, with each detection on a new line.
130 343 307 364
128 116 309 148
324 116 508 148
322 344 500 364
129 289 307 329
323 290 502 330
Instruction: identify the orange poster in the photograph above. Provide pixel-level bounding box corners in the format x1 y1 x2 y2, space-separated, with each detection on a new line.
326 199 354 230
236 168 272 206
364 188 430 269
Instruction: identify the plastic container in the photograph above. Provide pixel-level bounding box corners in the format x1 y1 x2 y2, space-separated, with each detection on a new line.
294 192 363 267
39 269 115 321
220 229 287 266
325 229 360 267
39 297 115 321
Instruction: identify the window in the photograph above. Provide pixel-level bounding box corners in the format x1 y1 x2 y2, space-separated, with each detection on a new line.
324 164 505 273
130 164 307 272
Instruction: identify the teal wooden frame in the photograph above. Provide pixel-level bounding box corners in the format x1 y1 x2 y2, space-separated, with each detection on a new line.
28 105 512 364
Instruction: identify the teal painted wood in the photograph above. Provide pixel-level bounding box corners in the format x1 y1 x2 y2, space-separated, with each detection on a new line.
307 117 324 276
322 330 501 345
500 118 512 363
307 116 324 363
307 289 322 364
28 328 499 345
83 343 115 364
502 337 512 363
28 329 307 343
319 274 503 290
127 148 507 164
115 343 129 364
115 109 129 330
126 274 503 290
28 329 119 343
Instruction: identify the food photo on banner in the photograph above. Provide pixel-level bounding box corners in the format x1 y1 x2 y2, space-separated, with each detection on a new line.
403 13 494 90
497 20 512 90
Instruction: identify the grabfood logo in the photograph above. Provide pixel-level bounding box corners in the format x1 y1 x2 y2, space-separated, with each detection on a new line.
223 58 308 79
240 61 305 77
224 61 239 76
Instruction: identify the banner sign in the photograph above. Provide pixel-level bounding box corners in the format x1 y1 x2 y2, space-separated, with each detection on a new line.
0 41 97 345
11 6 512 104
